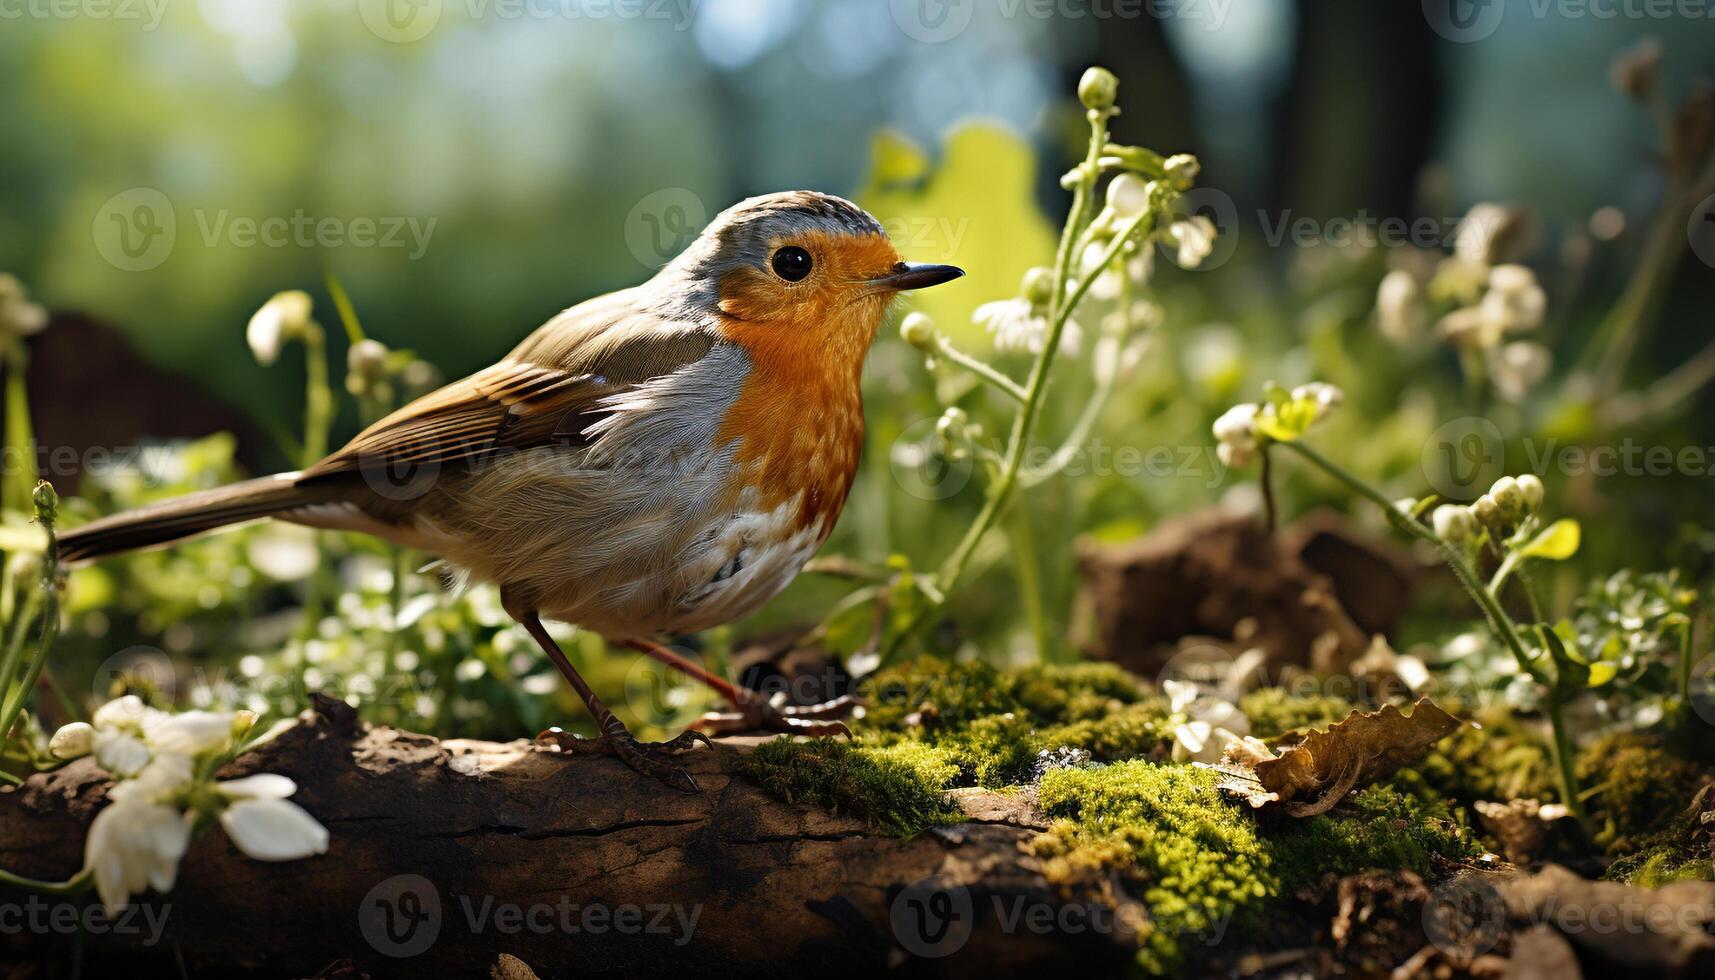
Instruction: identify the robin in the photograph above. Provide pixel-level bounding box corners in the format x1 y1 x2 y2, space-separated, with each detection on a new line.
59 191 964 791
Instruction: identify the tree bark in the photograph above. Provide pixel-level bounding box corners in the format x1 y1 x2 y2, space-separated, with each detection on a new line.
0 707 1133 979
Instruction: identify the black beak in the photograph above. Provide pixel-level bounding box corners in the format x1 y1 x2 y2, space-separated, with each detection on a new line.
871 262 965 291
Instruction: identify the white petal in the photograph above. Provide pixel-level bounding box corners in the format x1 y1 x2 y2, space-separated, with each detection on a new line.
146 710 236 756
110 754 194 803
220 799 329 861
217 773 297 801
86 801 187 916
92 695 148 730
94 731 151 777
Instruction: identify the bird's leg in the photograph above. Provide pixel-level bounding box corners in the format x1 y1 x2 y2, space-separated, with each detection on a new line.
512 610 710 792
618 638 856 738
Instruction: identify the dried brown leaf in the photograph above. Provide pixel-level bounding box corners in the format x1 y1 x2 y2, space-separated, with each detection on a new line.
1209 698 1461 816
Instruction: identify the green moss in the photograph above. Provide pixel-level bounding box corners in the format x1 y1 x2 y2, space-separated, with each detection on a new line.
1238 688 1355 740
1032 761 1476 975
862 658 1022 730
1413 704 1556 806
1035 701 1175 762
743 736 962 837
1009 661 1146 722
1606 847 1712 887
1577 732 1705 858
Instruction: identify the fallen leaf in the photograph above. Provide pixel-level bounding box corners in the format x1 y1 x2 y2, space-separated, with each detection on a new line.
1207 699 1462 816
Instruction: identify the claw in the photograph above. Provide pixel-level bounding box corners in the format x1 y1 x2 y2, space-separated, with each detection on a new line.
533 725 709 793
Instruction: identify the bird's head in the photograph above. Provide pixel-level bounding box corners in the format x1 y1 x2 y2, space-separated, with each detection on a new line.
654 191 963 367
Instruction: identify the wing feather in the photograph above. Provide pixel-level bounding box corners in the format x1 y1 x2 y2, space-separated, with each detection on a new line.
300 289 716 481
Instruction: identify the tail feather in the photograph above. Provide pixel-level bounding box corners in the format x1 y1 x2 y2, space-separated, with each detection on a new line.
58 473 324 563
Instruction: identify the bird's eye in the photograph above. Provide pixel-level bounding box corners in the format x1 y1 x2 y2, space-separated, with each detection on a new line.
771 246 813 282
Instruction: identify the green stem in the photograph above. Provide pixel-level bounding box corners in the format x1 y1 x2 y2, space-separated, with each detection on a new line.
0 485 59 747
1279 439 1584 821
1020 274 1137 488
933 337 1027 403
0 865 91 895
301 326 332 468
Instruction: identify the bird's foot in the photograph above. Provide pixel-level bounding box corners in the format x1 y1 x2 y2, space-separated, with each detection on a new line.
534 726 713 793
692 690 860 738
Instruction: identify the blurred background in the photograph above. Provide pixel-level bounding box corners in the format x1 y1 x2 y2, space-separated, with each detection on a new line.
2 0 1714 740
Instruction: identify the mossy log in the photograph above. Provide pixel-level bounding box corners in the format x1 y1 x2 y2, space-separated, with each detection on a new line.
0 708 1133 979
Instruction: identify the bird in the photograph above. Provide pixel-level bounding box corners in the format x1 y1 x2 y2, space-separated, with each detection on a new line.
58 190 965 791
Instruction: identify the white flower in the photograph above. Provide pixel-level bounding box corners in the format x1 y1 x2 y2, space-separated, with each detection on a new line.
1290 382 1344 422
86 754 195 916
1164 680 1250 764
1212 403 1259 468
86 797 192 916
973 299 1082 357
1376 269 1425 343
246 290 313 366
49 721 95 760
145 710 237 757
1454 203 1518 266
1479 264 1546 334
1489 340 1552 402
1161 215 1216 268
91 695 168 777
215 774 330 861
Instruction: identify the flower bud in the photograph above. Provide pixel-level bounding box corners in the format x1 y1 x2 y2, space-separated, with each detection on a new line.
1162 153 1200 187
49 721 95 760
1516 473 1545 513
247 290 314 366
232 709 259 740
1472 494 1501 530
1077 67 1119 112
1105 173 1150 219
347 338 389 377
32 480 57 517
1432 504 1475 543
899 312 937 352
1489 476 1525 522
1020 266 1056 307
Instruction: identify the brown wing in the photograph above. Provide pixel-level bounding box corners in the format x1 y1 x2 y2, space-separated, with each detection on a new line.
300 288 715 481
